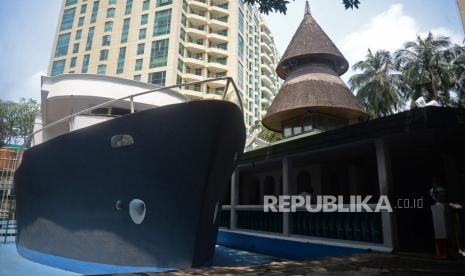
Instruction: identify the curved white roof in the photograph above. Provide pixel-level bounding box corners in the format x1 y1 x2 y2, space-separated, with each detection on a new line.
41 74 189 106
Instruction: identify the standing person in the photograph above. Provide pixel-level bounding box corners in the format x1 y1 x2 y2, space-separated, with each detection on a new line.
430 176 450 259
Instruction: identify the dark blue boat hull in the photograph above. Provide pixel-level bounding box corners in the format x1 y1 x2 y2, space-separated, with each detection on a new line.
15 100 245 271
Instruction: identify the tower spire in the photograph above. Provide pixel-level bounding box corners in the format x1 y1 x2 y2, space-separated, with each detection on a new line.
305 1 311 15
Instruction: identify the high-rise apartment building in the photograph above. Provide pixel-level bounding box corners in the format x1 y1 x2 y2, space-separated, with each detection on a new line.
48 0 282 127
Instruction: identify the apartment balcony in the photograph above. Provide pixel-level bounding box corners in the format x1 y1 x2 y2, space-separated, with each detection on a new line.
187 0 208 10
186 24 207 39
207 72 227 87
209 3 229 16
207 57 227 72
261 74 273 86
260 32 272 45
207 30 228 43
207 44 228 56
260 21 273 36
209 16 229 29
260 42 272 55
187 10 208 25
183 69 204 82
261 53 272 65
261 85 273 97
185 38 206 54
261 63 272 75
184 53 205 68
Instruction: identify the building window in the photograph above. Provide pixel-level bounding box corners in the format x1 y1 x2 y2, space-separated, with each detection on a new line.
181 14 186 27
75 29 82 39
90 1 100 23
102 35 111 46
156 0 172 7
148 71 166 86
60 8 76 31
238 10 244 34
141 14 148 25
107 8 115 18
100 49 109 61
109 0 117 4
137 43 145 55
117 47 126 73
72 43 79 54
121 18 130 43
104 21 113 32
125 0 133 15
182 0 187 11
153 9 171 36
134 74 142 81
86 27 95 50
51 60 66 76
80 4 87 14
149 39 169 68
82 54 90 73
139 28 147 39
238 62 243 89
70 57 77 68
135 59 143 71
238 34 244 60
143 0 150 10
179 28 185 41
98 64 107 74
78 16 84 26
65 0 77 6
55 33 71 57
178 43 184 56
177 59 183 72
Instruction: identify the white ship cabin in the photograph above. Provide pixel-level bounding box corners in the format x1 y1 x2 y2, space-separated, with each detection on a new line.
32 74 189 146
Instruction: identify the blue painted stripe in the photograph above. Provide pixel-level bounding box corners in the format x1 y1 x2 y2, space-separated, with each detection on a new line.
217 230 367 260
16 245 175 275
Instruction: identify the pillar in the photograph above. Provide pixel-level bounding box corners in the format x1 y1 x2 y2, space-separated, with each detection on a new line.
283 157 292 235
375 138 397 250
230 167 239 229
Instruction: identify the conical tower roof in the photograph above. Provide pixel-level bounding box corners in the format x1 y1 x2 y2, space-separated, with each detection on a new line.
263 2 368 133
276 8 349 79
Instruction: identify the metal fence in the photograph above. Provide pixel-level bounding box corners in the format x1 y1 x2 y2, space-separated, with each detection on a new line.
0 148 19 243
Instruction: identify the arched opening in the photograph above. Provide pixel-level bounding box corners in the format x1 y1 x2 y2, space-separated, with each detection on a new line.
297 171 313 195
239 178 260 205
264 176 276 196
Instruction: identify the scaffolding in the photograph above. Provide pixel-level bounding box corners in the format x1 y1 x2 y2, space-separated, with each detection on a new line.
0 147 20 243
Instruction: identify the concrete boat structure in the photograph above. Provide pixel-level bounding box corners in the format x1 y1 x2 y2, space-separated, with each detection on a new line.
14 74 246 273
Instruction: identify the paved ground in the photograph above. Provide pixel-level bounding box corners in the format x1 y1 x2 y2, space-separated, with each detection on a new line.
3 236 465 276
0 242 276 276
0 240 78 276
111 253 465 276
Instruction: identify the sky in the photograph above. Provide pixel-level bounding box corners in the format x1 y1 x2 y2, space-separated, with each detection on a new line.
0 0 463 102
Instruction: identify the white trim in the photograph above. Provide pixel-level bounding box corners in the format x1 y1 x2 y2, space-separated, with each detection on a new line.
219 228 393 253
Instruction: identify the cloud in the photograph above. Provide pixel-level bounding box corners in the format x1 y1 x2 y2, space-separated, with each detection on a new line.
426 27 463 45
2 70 44 102
340 4 418 68
340 3 465 82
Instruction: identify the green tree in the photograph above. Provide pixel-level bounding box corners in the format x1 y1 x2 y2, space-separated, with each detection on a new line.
0 98 40 146
450 44 465 108
250 120 282 143
394 33 456 106
349 49 402 117
243 0 360 14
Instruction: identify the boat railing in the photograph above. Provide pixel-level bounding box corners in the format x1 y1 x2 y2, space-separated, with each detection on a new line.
23 76 243 151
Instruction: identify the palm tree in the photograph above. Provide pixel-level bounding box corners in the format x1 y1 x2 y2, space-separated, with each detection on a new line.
349 49 402 117
394 33 456 106
450 44 465 108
